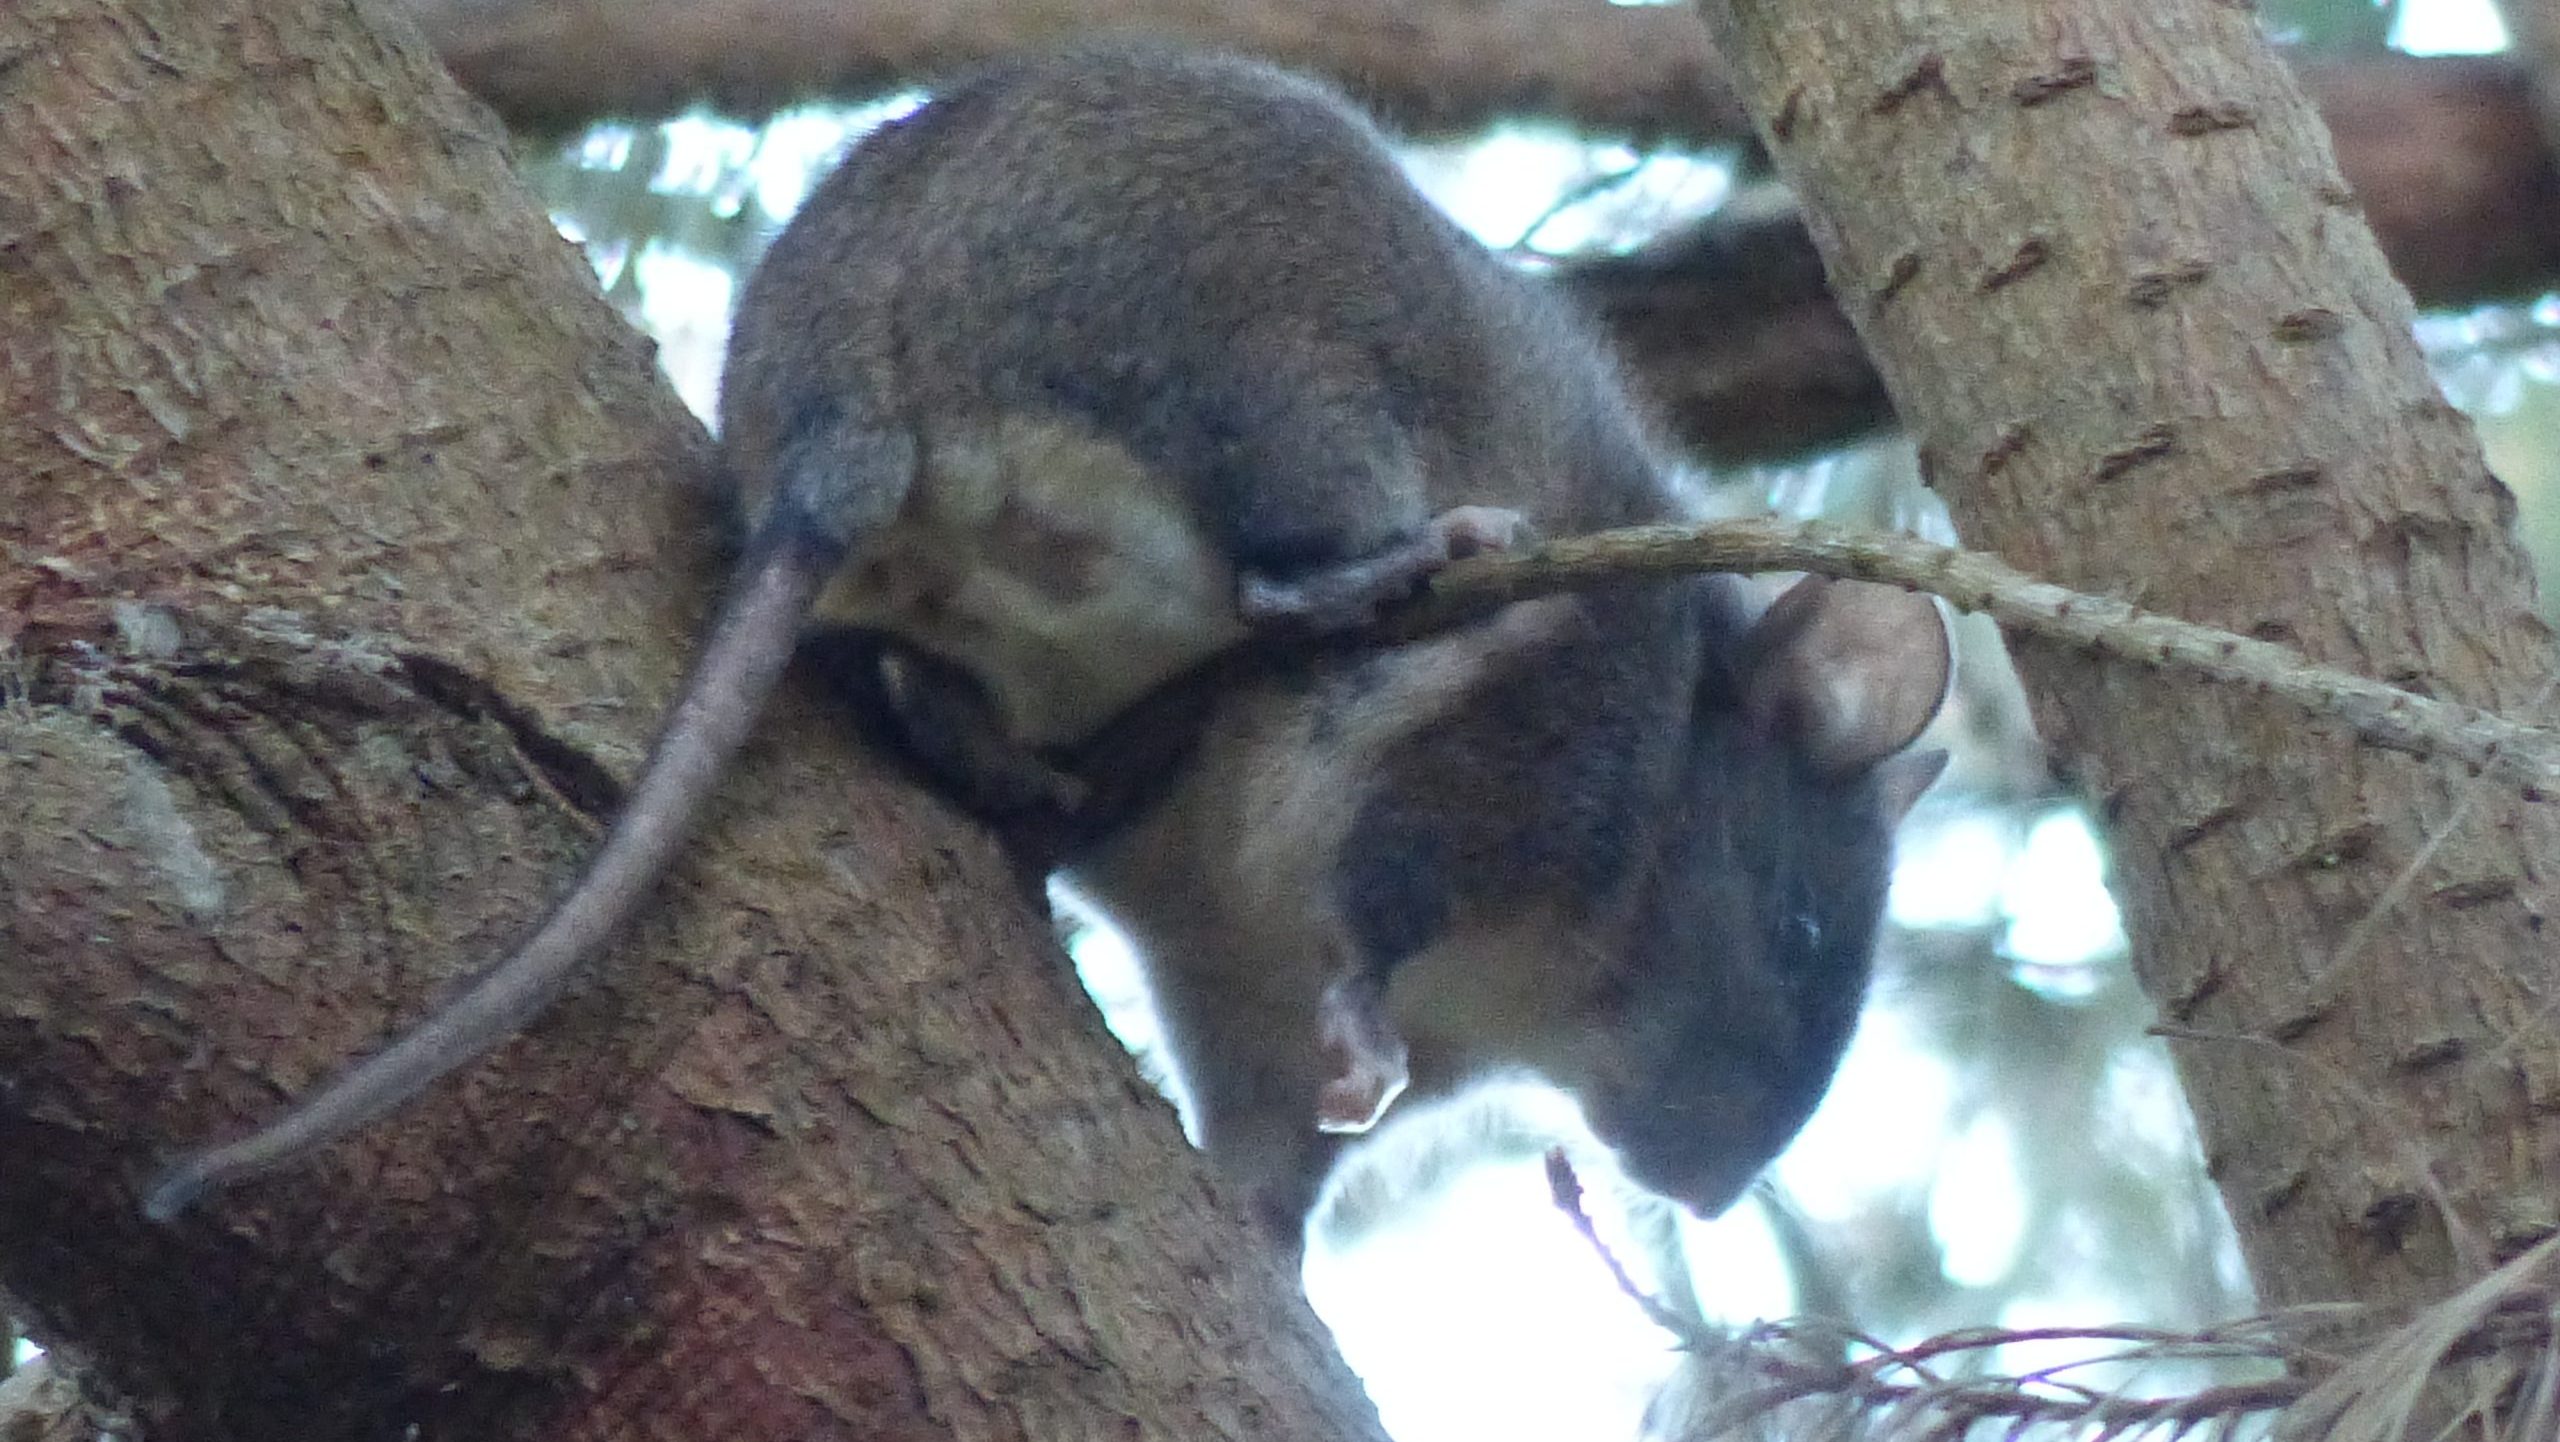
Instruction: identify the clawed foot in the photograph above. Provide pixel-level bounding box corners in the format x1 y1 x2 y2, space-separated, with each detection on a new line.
1240 505 1531 630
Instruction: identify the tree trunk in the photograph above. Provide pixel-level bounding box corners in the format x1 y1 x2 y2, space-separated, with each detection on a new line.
1691 0 2560 1326
1559 53 2560 466
0 3 1381 1440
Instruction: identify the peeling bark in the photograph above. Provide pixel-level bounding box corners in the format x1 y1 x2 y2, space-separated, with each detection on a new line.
0 2 1380 1440
1692 0 2560 1323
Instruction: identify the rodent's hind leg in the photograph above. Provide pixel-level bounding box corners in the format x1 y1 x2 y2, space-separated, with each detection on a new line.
1239 504 1531 628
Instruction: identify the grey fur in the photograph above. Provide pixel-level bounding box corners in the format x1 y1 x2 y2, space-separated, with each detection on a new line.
1059 575 1948 1237
147 44 1948 1232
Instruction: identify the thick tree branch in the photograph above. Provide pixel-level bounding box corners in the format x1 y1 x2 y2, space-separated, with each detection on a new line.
401 0 1748 140
1693 0 2560 1329
0 2 1378 1439
400 0 2560 465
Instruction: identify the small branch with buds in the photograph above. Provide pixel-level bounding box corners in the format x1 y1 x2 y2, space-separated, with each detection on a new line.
1403 517 2560 796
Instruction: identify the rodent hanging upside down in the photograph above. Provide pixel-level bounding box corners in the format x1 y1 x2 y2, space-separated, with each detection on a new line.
144 43 1951 1239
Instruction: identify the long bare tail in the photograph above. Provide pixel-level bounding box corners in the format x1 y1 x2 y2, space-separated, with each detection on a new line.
143 528 841 1221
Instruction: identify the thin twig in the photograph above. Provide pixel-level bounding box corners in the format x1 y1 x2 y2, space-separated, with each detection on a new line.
1542 1149 1698 1339
1402 517 2560 796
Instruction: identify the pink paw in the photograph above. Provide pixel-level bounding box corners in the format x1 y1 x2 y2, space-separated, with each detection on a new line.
1238 504 1534 629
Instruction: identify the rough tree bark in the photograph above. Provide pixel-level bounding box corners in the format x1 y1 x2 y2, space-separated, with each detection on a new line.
1692 0 2560 1326
1561 54 2560 465
0 3 1382 1440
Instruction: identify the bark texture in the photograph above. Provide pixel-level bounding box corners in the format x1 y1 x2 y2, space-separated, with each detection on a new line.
1562 52 2560 465
1691 0 2560 1319
0 3 1378 1440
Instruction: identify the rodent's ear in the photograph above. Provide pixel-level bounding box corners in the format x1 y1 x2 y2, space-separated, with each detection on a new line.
1743 575 1953 780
